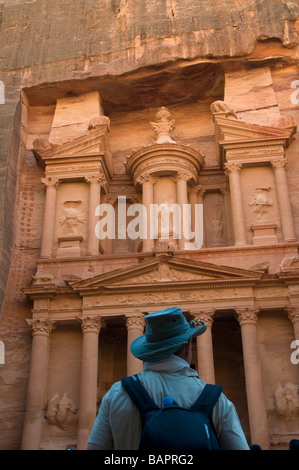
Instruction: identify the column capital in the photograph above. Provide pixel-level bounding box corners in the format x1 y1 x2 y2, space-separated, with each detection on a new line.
190 309 215 327
219 184 230 195
26 318 56 336
41 176 60 188
188 186 199 195
125 314 145 331
103 194 118 205
271 158 288 169
193 186 206 197
235 307 259 326
194 187 206 199
286 306 299 324
78 316 103 334
224 162 243 173
173 170 193 182
84 172 105 184
136 173 157 185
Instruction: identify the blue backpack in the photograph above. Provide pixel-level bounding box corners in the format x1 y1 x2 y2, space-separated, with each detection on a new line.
121 375 222 451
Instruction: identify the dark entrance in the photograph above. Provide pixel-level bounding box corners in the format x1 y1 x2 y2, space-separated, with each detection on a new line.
212 310 250 442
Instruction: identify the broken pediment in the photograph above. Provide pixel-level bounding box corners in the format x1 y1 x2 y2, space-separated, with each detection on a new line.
210 101 296 167
68 255 263 294
33 119 110 161
32 116 114 179
217 115 295 144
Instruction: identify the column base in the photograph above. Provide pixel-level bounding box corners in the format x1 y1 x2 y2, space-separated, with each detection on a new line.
234 241 247 247
251 223 278 246
57 236 83 258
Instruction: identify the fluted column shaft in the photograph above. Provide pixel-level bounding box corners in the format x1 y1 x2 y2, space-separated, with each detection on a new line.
40 177 59 258
271 159 296 243
236 308 270 449
21 319 56 450
176 172 189 250
126 314 145 376
225 163 247 246
287 307 299 340
192 310 215 384
77 317 102 450
141 176 155 252
197 189 206 247
86 175 102 256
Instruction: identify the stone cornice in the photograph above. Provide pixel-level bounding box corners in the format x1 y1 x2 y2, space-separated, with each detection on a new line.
23 254 299 299
22 269 299 315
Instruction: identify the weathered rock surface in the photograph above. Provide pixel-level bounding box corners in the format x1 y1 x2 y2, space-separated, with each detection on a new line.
0 0 299 451
1 1 298 319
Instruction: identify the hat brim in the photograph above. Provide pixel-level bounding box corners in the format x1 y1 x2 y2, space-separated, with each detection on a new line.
130 322 207 362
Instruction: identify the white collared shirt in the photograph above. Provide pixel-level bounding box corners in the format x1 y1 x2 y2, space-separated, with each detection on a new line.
88 355 249 450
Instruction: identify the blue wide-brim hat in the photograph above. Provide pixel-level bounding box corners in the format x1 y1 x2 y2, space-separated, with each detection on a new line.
130 307 207 362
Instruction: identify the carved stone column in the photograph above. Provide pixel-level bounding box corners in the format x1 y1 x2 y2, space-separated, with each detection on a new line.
236 308 270 449
224 162 247 246
176 171 191 250
271 159 296 243
85 174 102 256
77 316 102 450
21 319 56 450
126 314 145 376
138 174 155 252
191 310 215 384
40 177 60 258
287 307 299 340
188 187 198 235
197 188 206 247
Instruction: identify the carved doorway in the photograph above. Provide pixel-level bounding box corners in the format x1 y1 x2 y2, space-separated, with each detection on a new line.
97 317 127 409
212 311 250 442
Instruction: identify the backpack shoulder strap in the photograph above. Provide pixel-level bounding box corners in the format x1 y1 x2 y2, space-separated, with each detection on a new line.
121 375 160 423
190 384 222 414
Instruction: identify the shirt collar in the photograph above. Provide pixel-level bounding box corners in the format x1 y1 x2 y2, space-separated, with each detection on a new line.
143 355 195 373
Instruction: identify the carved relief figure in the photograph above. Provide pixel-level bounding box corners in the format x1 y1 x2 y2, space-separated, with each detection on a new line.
209 209 224 242
274 382 299 420
204 193 225 246
59 200 85 235
45 393 78 431
248 187 273 222
210 100 238 118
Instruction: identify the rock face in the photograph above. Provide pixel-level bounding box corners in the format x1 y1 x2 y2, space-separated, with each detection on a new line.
0 0 299 451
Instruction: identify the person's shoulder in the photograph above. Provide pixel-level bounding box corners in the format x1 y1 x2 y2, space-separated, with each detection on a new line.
100 380 123 404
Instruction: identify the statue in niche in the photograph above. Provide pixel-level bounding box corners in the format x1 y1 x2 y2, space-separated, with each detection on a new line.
205 194 225 246
45 393 78 431
209 209 224 243
150 107 177 144
59 200 85 235
274 382 299 420
248 187 273 222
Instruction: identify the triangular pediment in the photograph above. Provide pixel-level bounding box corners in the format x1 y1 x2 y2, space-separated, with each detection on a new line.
33 125 111 167
69 255 263 294
214 115 296 145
